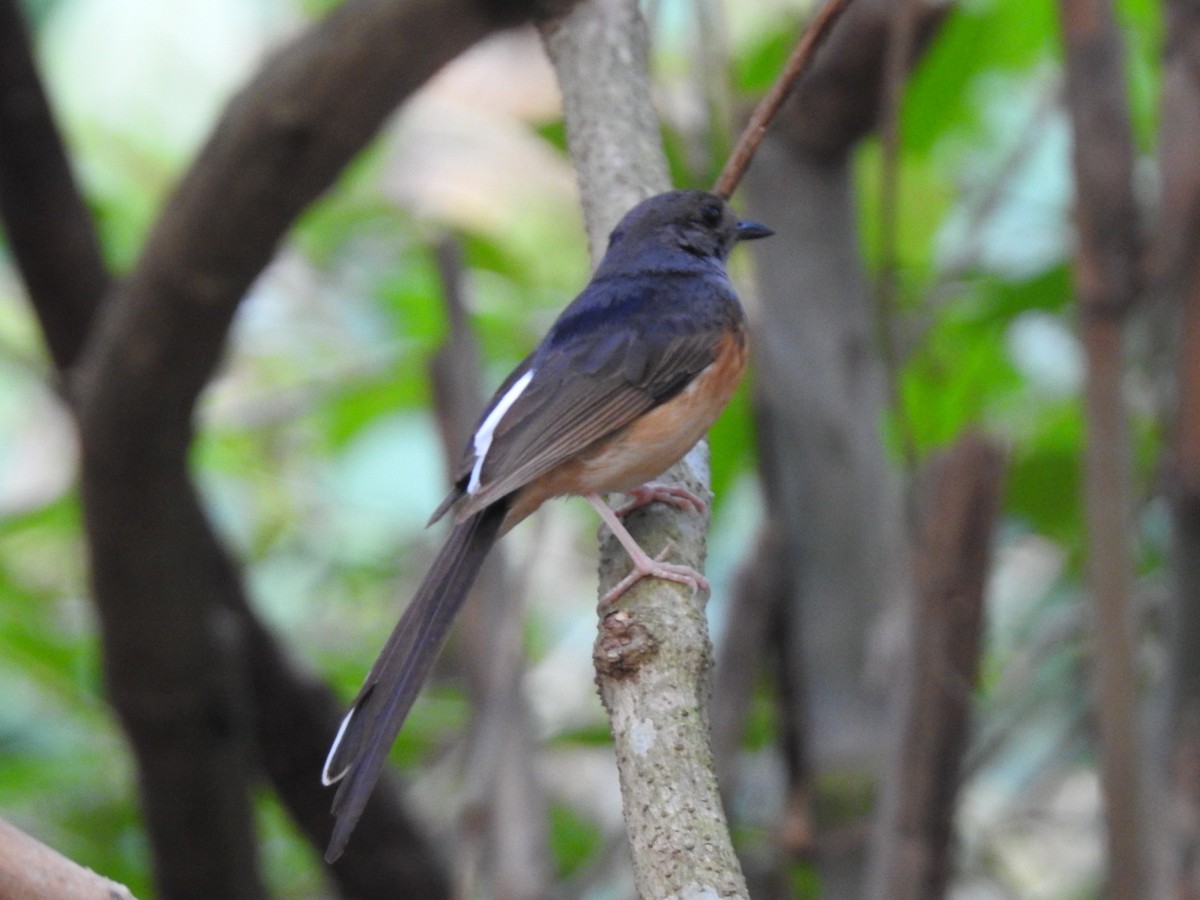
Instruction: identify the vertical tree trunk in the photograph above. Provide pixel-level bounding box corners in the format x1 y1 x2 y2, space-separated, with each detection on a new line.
734 2 945 891
1058 0 1146 896
866 433 1004 900
1150 0 1200 894
541 0 748 895
746 143 907 896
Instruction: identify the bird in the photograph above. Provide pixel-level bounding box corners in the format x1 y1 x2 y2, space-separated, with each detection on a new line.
321 189 772 861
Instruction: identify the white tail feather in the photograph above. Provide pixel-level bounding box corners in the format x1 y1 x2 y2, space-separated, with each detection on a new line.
322 707 356 785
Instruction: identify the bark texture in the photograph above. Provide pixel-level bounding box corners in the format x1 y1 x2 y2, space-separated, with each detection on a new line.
540 0 671 263
542 0 748 895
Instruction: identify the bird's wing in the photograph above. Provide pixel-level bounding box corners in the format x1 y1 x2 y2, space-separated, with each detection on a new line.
456 278 737 515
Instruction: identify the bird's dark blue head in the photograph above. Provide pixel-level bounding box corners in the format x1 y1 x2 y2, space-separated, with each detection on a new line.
597 190 773 274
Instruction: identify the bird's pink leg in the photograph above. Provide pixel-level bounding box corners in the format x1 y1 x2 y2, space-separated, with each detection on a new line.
586 493 709 606
612 482 708 518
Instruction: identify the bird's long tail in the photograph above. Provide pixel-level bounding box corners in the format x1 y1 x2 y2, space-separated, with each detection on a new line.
322 501 508 862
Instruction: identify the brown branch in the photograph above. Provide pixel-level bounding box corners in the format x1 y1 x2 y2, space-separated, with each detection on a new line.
0 0 108 371
0 817 136 900
1058 0 1146 896
734 2 946 891
1 4 257 895
866 432 1005 900
72 0 554 425
712 0 855 198
1150 1 1200 893
59 0 572 895
772 0 946 159
0 3 456 895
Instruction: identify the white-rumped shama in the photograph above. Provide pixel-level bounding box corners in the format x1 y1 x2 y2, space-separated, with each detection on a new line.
322 189 772 861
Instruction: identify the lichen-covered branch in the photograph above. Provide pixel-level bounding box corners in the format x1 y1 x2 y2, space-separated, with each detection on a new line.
540 0 749 895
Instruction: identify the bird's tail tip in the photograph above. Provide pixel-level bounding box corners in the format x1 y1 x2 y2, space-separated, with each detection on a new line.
321 706 357 786
324 835 347 864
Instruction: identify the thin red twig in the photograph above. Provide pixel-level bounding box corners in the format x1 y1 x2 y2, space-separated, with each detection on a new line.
712 0 855 198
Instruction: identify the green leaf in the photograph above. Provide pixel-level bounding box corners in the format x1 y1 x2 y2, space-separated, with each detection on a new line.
1004 402 1084 545
904 0 1057 158
549 802 603 879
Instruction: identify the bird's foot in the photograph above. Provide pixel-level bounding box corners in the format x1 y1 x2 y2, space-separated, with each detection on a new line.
614 482 708 518
599 540 710 608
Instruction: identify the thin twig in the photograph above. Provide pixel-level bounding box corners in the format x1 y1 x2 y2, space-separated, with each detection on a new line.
712 0 855 198
875 0 920 477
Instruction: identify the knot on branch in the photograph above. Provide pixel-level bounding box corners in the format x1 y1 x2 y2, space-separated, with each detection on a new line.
594 609 658 678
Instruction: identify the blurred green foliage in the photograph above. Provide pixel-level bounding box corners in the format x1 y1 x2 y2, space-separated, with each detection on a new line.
548 802 604 880
0 0 1168 896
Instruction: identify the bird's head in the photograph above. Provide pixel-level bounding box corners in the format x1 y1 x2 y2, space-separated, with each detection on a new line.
602 190 773 268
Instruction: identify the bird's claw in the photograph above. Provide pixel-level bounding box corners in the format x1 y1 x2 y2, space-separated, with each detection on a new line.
599 540 710 608
614 483 708 518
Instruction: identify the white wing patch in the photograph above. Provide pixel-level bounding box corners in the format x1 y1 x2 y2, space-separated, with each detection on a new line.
468 369 535 494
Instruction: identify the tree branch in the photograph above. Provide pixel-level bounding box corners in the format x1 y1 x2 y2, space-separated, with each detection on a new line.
540 0 748 895
1060 0 1142 897
1148 0 1200 893
866 432 1004 900
734 2 945 891
540 0 671 260
712 0 855 198
0 1 462 893
1058 0 1146 897
0 0 108 370
57 0 571 894
0 818 136 900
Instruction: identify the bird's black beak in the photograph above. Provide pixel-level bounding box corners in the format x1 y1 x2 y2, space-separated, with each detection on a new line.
735 219 774 242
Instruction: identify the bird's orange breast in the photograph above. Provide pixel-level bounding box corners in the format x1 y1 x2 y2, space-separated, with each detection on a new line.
504 328 747 529
584 328 747 492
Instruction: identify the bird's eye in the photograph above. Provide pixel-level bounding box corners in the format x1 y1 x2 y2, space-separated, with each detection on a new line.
701 203 722 226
